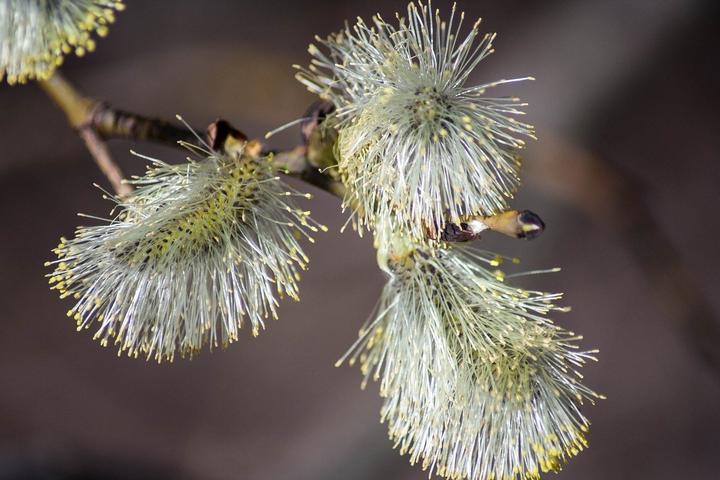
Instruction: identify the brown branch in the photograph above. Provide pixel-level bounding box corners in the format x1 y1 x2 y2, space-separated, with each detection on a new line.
89 104 198 147
77 127 132 197
37 71 94 128
271 145 346 198
528 134 720 375
39 72 131 197
38 71 345 202
38 71 542 243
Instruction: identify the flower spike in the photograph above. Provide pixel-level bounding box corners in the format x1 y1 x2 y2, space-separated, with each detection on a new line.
297 1 535 240
47 136 322 362
340 229 601 480
0 1 125 84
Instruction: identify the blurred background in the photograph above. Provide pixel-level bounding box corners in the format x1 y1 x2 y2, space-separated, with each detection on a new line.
1 0 719 479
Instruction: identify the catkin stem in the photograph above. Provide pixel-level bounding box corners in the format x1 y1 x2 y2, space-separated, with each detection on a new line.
39 72 131 197
77 127 132 197
37 71 540 242
38 72 94 128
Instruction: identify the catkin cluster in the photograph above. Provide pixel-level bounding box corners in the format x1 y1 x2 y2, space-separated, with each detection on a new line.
36 1 600 479
298 3 601 479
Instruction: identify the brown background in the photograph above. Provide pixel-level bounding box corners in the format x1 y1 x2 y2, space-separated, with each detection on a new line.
1 1 719 479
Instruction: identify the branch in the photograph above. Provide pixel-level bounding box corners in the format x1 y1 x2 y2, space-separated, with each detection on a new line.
77 127 132 197
271 145 346 198
38 72 543 243
39 72 131 197
528 134 720 376
89 104 198 147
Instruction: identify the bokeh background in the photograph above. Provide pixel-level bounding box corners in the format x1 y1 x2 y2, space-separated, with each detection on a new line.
1 1 719 479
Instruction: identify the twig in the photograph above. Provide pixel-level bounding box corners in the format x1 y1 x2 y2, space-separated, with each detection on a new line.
37 71 93 128
39 72 132 197
38 71 543 243
271 145 346 198
77 127 132 197
528 135 720 375
89 104 199 147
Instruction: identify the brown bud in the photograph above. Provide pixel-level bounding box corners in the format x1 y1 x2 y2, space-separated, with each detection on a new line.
301 100 335 144
438 222 479 242
206 119 248 152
